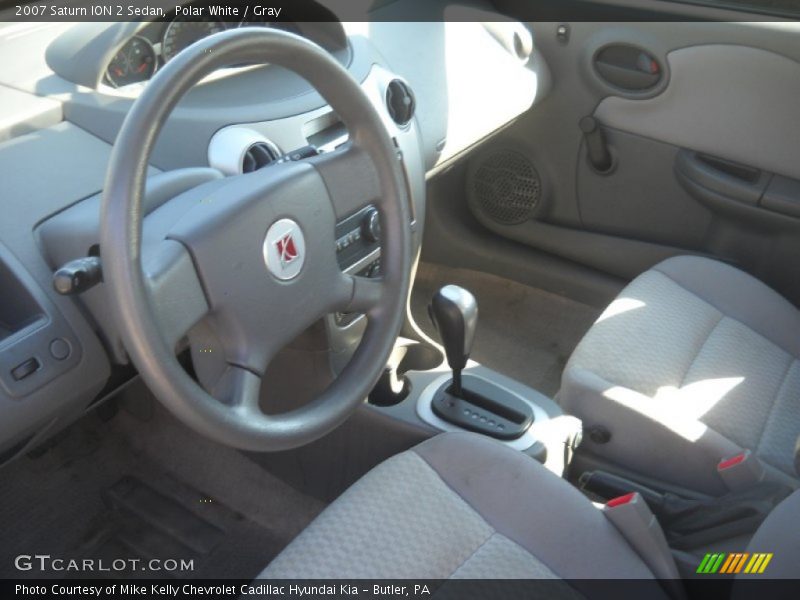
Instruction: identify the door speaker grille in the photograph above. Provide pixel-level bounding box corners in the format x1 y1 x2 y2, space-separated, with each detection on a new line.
469 149 541 225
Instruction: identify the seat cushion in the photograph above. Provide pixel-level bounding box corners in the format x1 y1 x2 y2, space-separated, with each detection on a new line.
259 432 665 592
561 256 800 495
736 489 800 582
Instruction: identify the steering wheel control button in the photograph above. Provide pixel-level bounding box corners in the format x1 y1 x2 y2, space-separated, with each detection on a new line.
11 358 40 382
363 208 381 243
263 218 306 281
49 338 72 361
335 205 382 271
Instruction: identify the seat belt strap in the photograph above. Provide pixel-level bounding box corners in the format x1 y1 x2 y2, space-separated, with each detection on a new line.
603 492 683 596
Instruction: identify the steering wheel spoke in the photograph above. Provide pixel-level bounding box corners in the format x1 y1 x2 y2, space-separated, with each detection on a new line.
337 272 385 315
210 364 263 414
311 142 384 219
142 239 209 350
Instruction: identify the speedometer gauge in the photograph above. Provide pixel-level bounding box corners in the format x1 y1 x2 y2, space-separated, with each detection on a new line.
162 18 226 63
105 37 156 88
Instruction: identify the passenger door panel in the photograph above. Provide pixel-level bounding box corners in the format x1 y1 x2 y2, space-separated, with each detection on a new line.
453 16 800 304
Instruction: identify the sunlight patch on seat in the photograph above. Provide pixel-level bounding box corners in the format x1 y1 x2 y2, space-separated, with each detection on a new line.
595 297 646 324
602 375 745 442
602 385 705 442
655 376 745 420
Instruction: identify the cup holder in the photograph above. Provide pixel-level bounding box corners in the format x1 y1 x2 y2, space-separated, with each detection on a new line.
397 342 443 373
368 341 444 407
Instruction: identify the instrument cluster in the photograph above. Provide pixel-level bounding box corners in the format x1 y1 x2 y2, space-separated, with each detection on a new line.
103 16 299 88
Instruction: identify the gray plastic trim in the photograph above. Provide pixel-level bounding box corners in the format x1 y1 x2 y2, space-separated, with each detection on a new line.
416 371 550 451
37 168 220 363
0 85 62 142
595 44 800 181
45 22 145 88
207 64 422 172
343 248 381 276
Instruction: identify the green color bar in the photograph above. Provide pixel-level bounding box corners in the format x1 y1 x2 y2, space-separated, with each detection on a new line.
696 554 713 574
710 553 726 573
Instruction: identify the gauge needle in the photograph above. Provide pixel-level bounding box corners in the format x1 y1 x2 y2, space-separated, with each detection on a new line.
137 63 147 73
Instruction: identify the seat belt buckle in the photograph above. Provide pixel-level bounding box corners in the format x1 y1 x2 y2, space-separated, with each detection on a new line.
602 492 681 582
717 450 765 492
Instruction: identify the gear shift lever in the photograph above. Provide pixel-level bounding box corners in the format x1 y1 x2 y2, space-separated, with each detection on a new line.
427 285 534 441
429 285 478 396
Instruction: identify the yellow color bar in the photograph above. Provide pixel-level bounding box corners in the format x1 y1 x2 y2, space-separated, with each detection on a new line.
744 553 774 574
744 554 759 574
758 553 773 574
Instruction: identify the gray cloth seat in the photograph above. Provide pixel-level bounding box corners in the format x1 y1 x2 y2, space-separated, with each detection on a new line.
260 432 667 590
259 431 800 586
561 256 800 495
738 487 800 581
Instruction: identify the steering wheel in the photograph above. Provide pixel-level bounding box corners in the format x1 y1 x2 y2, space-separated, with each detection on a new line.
100 28 412 451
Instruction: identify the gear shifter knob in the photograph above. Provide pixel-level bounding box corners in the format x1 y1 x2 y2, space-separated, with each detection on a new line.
429 285 478 395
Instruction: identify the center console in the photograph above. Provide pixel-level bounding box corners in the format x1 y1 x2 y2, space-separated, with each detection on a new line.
424 284 543 443
364 283 583 474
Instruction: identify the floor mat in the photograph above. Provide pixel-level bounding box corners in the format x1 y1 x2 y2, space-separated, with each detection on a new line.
68 473 287 579
0 387 324 579
411 263 600 398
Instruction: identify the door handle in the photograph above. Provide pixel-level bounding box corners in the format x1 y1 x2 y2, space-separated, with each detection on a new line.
594 45 662 91
675 150 770 207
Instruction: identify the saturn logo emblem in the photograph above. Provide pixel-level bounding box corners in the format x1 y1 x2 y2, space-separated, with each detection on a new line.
275 232 299 267
263 218 306 280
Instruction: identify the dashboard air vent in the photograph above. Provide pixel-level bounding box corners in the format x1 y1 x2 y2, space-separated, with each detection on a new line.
385 79 416 127
242 142 281 174
208 128 282 176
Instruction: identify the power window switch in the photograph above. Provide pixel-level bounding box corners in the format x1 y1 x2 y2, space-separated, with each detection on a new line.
11 358 40 381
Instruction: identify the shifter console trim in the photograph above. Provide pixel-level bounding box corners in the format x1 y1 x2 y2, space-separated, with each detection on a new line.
431 374 534 440
416 372 549 451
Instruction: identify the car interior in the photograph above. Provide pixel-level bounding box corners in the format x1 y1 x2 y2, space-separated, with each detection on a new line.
1 0 799 594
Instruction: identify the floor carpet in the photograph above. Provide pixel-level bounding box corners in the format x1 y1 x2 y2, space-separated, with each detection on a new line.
0 383 324 580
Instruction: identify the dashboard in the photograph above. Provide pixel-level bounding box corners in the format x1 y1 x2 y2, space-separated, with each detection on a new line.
104 18 303 88
0 0 550 466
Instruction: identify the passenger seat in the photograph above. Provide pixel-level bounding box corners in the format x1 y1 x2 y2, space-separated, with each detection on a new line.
560 256 800 495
